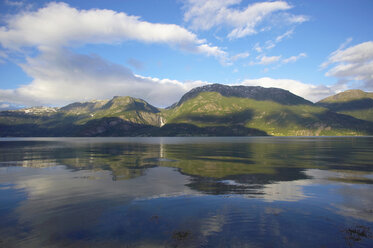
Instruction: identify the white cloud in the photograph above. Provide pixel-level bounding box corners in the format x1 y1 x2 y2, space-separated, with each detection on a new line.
264 40 275 50
183 0 307 39
253 43 263 53
326 41 373 64
0 2 228 107
183 0 242 30
1 47 338 106
249 52 306 68
282 52 306 63
275 28 294 43
253 28 295 53
336 37 353 51
0 2 224 58
322 41 373 90
254 55 282 65
0 47 343 106
0 49 206 107
230 52 250 61
196 44 227 58
285 14 308 24
240 77 344 102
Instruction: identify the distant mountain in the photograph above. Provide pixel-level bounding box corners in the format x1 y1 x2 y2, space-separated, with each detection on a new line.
59 96 161 126
0 96 160 136
175 84 312 106
60 99 108 114
1 84 372 137
13 106 58 115
317 89 373 122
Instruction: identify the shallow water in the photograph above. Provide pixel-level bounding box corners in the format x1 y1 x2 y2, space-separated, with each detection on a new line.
0 137 372 247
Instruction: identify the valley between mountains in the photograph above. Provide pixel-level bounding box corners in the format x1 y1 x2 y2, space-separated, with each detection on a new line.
1 84 373 136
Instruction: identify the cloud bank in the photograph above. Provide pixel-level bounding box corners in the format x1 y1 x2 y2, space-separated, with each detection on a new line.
240 77 342 102
0 2 226 58
0 2 225 107
0 49 206 107
0 46 338 106
0 48 336 107
322 41 373 90
0 44 337 106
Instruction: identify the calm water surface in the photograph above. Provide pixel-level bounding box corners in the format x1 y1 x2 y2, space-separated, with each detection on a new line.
0 137 372 247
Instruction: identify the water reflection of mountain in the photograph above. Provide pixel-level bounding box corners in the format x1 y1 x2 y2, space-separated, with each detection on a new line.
1 138 372 195
0 141 159 180
1 137 373 248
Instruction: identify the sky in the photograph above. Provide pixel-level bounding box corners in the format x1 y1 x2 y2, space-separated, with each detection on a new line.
0 0 372 109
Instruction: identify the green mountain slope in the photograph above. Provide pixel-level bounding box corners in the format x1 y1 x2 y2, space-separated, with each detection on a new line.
175 83 312 107
317 89 373 122
161 91 373 136
64 96 161 126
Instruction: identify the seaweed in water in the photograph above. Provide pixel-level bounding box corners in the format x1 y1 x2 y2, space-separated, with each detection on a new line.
342 225 372 247
172 231 191 241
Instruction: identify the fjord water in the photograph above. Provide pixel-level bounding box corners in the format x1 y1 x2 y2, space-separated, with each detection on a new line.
0 137 372 247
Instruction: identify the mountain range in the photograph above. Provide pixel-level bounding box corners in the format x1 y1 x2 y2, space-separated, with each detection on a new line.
1 84 372 136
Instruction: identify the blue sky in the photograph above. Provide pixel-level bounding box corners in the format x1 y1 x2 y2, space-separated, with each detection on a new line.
0 0 372 108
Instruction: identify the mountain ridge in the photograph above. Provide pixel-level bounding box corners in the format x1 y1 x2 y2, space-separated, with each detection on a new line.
1 84 372 137
176 83 312 107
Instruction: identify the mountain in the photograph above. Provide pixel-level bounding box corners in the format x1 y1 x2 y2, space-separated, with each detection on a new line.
162 90 372 136
1 84 372 137
59 100 108 114
0 96 160 136
60 96 161 126
317 89 373 122
175 83 312 106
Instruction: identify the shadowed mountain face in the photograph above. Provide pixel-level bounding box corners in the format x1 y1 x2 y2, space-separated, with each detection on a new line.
318 98 373 112
156 123 268 137
176 84 313 106
317 89 373 122
0 84 373 136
